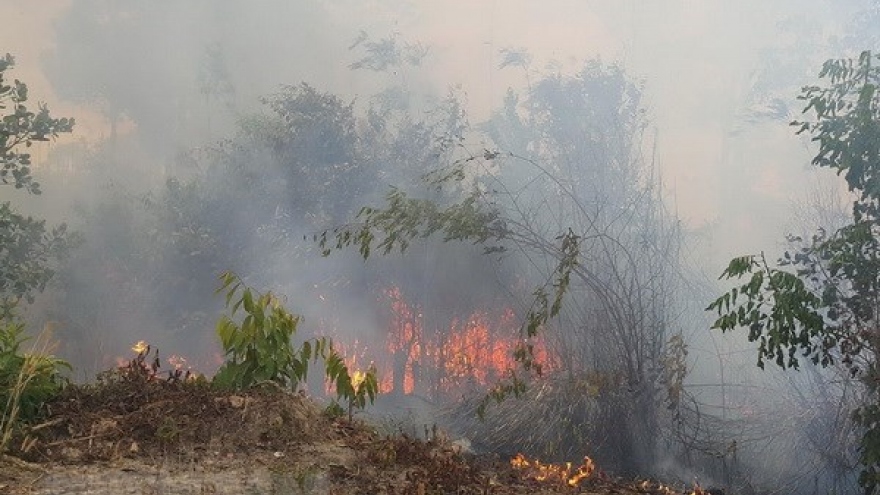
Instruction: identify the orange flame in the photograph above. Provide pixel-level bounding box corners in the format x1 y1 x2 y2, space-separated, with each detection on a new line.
384 286 422 394
329 339 394 394
327 285 556 399
689 483 709 495
381 286 553 396
510 453 595 487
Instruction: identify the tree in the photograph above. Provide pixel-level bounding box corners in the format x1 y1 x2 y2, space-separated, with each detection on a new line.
708 51 880 492
475 60 685 473
0 54 75 319
322 58 686 474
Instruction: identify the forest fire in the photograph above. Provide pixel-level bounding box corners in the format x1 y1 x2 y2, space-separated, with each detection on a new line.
510 453 596 487
105 283 552 401
334 285 554 398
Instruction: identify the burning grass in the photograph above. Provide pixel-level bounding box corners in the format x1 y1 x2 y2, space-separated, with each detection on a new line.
510 453 596 487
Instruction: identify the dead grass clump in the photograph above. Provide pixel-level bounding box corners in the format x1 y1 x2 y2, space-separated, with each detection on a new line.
335 432 489 494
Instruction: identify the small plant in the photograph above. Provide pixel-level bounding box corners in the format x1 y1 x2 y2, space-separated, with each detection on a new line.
212 271 379 418
213 272 332 390
0 321 69 451
324 357 378 421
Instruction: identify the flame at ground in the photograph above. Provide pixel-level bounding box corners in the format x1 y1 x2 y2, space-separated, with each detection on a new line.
293 283 555 398
639 480 677 494
111 341 201 381
350 285 554 397
511 453 595 487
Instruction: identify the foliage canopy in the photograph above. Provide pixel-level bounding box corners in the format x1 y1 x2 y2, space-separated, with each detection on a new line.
0 54 75 319
708 50 880 490
0 54 75 194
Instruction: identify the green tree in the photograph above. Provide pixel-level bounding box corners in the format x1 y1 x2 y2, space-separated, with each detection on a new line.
708 51 880 491
0 54 75 319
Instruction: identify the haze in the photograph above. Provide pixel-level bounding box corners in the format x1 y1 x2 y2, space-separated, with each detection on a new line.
2 1 873 492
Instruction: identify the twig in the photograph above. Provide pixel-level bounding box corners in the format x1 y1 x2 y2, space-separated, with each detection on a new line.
28 471 47 486
28 417 65 432
42 432 113 447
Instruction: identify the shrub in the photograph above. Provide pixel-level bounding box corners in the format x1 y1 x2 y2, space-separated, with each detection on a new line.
212 272 378 415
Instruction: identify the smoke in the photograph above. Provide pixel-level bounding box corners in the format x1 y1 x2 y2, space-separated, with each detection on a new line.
5 0 880 492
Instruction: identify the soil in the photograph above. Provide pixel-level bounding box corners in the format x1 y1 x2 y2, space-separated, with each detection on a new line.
0 374 695 495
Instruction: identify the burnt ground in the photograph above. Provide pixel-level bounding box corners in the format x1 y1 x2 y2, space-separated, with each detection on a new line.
0 376 697 495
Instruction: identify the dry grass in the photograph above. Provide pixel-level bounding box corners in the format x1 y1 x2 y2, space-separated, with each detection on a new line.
0 325 61 453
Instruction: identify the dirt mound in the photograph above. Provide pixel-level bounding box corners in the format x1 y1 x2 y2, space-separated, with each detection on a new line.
0 377 698 494
13 379 334 463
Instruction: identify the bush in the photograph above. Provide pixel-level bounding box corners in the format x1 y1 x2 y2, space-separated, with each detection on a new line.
213 272 377 416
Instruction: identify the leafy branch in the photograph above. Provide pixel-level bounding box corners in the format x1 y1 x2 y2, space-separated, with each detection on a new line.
713 50 880 491
315 186 506 259
707 253 829 370
315 157 583 415
0 54 75 194
213 272 378 416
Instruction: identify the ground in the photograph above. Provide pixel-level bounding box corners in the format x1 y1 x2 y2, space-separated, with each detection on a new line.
0 373 695 495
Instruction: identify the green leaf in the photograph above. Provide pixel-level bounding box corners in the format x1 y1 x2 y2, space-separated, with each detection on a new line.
243 289 254 313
